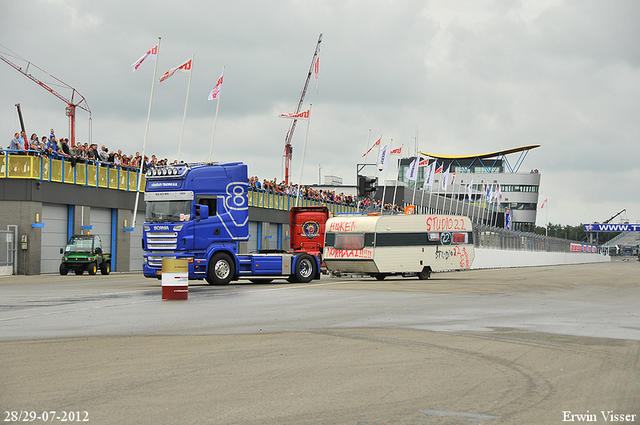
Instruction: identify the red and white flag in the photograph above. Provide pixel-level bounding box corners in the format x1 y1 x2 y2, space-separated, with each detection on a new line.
314 57 319 90
390 147 402 155
418 159 429 167
279 110 310 120
131 44 158 73
158 58 192 84
435 165 443 174
208 70 224 101
362 138 381 157
540 198 547 209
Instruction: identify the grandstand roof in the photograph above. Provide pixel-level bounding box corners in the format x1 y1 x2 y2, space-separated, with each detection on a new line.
417 144 540 160
416 144 540 173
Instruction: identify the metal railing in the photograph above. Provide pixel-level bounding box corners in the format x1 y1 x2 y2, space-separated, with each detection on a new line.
247 188 358 216
472 223 597 253
0 151 145 191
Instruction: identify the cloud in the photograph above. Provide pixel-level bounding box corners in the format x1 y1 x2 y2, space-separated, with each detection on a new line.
1 0 638 226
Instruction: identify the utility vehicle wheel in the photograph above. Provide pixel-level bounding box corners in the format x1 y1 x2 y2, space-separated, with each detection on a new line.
100 262 111 275
88 262 97 275
207 253 235 285
59 263 68 275
291 254 316 284
417 268 431 280
75 270 84 275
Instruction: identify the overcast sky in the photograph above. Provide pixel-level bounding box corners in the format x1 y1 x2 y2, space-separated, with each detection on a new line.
1 0 638 227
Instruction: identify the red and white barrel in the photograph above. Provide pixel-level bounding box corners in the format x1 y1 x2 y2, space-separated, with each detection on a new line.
161 259 189 300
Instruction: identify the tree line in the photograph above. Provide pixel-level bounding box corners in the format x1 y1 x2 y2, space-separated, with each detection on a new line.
534 223 620 245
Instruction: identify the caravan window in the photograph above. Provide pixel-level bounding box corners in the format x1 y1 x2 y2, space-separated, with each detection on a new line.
335 233 365 250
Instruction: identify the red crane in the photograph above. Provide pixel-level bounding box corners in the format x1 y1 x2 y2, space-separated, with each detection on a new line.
0 46 91 147
283 34 322 185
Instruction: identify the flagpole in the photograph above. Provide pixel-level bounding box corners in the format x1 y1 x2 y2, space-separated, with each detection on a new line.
364 129 371 163
427 160 436 214
380 140 391 213
176 54 194 163
410 157 417 208
295 104 312 207
207 66 225 162
455 173 464 216
391 157 400 212
434 169 441 214
131 36 161 232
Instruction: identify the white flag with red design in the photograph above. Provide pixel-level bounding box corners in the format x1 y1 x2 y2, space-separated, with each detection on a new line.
208 70 224 101
314 57 319 90
279 110 310 120
362 138 381 157
540 198 547 209
158 59 192 84
390 147 402 155
131 44 158 73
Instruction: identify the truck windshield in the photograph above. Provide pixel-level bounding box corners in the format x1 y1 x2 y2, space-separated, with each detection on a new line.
146 200 192 223
65 237 93 253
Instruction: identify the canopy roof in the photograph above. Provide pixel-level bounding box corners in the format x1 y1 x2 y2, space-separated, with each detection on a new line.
416 145 541 173
418 144 540 160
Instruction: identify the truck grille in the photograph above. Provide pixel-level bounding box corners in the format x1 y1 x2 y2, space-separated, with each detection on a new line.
146 232 178 250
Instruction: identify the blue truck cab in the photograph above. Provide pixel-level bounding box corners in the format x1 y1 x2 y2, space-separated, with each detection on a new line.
142 162 320 285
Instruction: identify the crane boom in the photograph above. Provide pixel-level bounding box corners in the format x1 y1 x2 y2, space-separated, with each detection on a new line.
283 33 322 185
0 48 91 147
603 209 626 224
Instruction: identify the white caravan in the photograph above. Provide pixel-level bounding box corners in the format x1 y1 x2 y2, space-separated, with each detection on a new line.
323 214 475 280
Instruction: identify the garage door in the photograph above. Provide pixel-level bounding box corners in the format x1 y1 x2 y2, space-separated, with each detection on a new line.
90 208 112 255
247 221 258 253
129 214 144 271
264 222 278 250
41 204 69 274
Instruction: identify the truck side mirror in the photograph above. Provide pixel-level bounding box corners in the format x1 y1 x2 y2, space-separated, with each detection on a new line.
60 248 63 254
197 204 209 220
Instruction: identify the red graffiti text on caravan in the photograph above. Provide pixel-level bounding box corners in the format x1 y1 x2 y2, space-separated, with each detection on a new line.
328 220 357 232
325 247 373 259
425 216 467 231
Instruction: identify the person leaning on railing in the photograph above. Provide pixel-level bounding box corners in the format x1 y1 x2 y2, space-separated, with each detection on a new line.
8 132 27 154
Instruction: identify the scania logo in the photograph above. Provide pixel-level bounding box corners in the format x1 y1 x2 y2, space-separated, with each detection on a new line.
153 225 170 231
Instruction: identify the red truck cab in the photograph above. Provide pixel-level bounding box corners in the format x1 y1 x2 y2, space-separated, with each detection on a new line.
289 206 330 265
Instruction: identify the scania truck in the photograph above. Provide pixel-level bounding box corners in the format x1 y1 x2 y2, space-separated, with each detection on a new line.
142 162 320 285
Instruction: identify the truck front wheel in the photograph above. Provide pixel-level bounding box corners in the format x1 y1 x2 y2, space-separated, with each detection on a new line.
59 263 68 275
207 253 235 285
88 262 97 275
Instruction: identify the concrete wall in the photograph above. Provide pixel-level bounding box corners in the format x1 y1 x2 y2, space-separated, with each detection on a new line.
472 248 610 269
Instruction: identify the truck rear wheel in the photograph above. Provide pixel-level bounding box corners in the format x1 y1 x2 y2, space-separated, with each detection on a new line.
207 253 235 285
289 254 316 284
100 262 111 275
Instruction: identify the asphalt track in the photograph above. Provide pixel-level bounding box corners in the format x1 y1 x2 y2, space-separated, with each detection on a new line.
1 260 638 424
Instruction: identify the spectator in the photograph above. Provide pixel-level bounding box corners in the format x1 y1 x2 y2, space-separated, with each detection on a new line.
98 145 109 163
8 132 26 153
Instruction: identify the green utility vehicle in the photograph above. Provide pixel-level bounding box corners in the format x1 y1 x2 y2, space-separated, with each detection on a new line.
60 234 111 275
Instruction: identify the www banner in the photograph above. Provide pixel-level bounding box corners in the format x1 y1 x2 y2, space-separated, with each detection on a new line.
584 223 640 232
